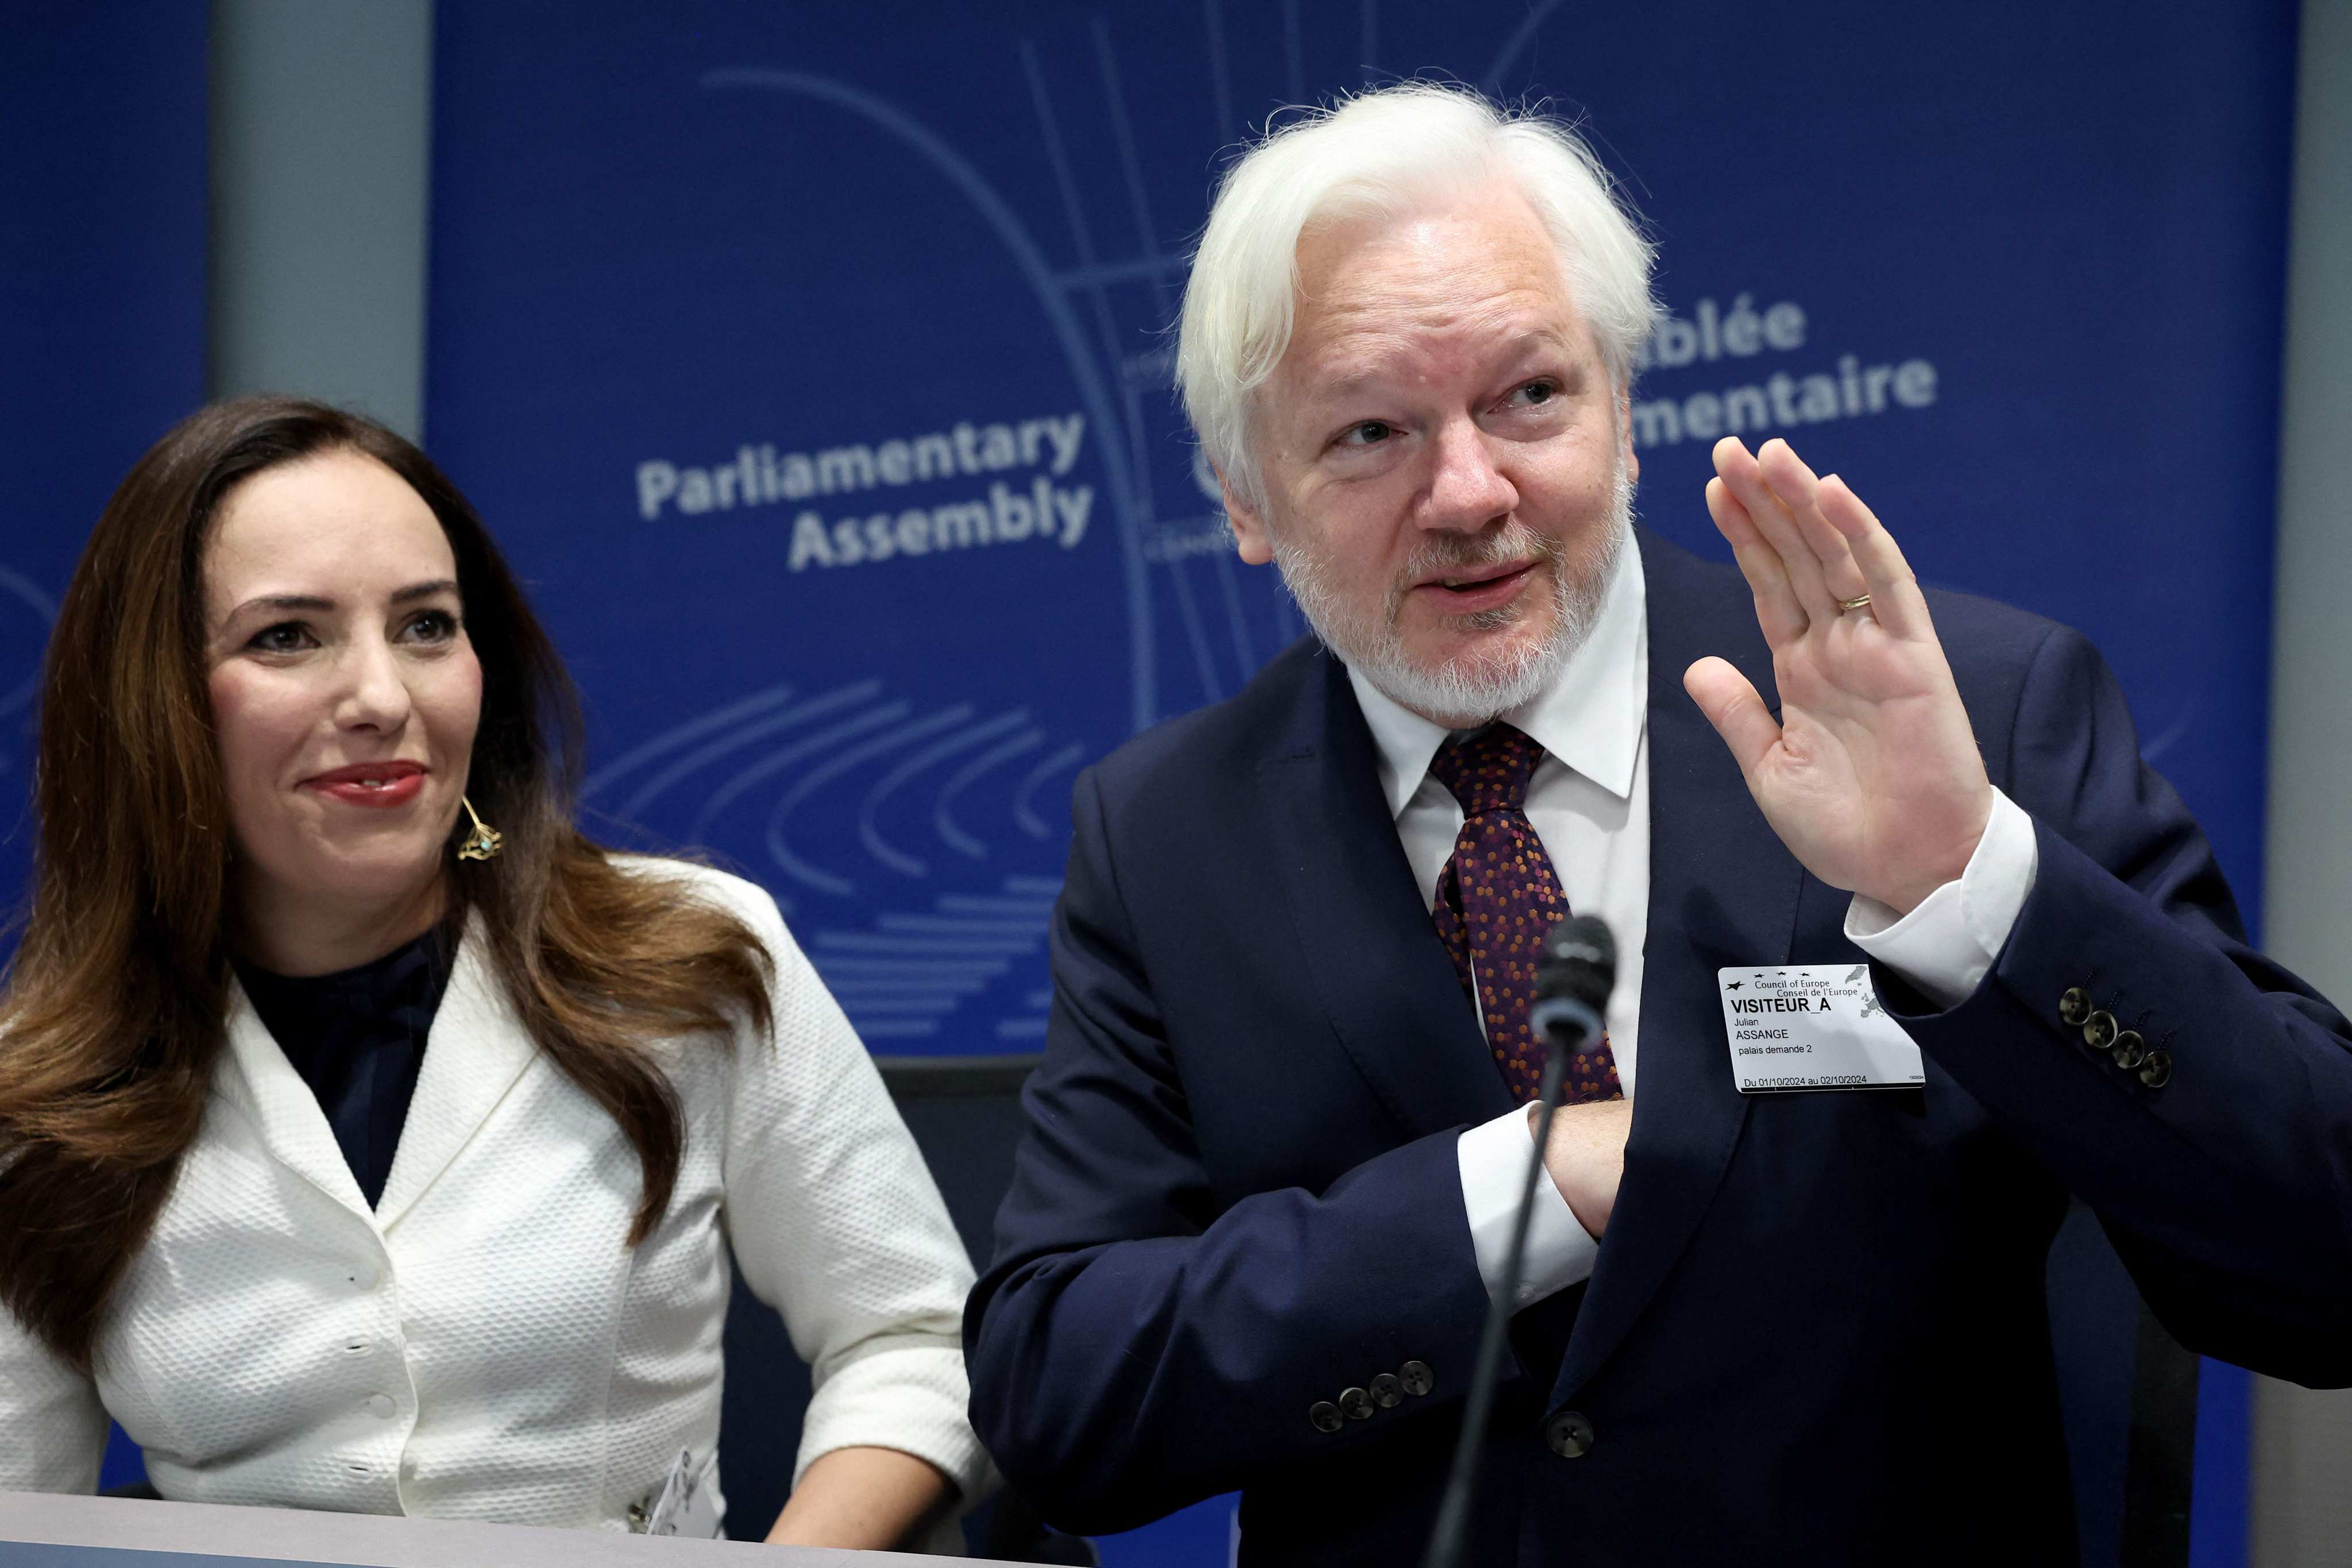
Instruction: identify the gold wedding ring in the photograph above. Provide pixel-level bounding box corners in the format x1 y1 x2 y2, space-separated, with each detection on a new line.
1836 593 1874 613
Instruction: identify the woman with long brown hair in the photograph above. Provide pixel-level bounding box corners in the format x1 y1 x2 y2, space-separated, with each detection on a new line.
0 397 988 1547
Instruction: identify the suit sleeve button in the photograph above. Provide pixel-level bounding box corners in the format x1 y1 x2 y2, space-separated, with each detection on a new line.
1370 1373 1404 1408
2109 1030 2146 1070
1546 1410 1595 1459
2083 1010 2118 1051
1338 1387 1376 1421
2138 1050 2173 1089
1310 1401 1344 1433
2059 987 2092 1026
1399 1361 1434 1397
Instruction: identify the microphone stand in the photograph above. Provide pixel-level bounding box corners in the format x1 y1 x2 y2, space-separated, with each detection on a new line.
1419 996 1597 1568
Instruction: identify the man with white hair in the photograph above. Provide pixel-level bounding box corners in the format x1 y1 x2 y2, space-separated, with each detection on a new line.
965 84 2352 1565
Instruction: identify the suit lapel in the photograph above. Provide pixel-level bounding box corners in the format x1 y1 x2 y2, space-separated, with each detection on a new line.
1260 649 1513 1141
219 982 373 1218
374 914 541 1231
1555 531 1805 1396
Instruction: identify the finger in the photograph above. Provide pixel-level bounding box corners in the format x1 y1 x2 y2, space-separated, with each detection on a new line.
1816 473 1934 640
1706 476 1808 644
1714 438 1833 623
1719 438 1834 617
1754 439 1871 605
1683 655 1782 786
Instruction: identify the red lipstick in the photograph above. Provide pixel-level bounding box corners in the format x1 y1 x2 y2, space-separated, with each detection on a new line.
303 759 428 809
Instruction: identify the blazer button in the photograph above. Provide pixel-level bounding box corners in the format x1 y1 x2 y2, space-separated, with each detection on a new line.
2138 1051 2173 1089
365 1393 396 1420
1338 1387 1376 1421
2109 1030 2147 1071
1546 1410 1595 1459
1370 1373 1404 1408
1400 1361 1435 1397
2083 1010 2118 1051
1309 1401 1344 1434
2059 987 2091 1026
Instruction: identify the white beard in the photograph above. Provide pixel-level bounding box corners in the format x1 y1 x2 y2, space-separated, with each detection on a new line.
1272 462 1633 727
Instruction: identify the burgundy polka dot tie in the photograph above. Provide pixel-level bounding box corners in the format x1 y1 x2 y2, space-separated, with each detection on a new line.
1428 723 1623 1106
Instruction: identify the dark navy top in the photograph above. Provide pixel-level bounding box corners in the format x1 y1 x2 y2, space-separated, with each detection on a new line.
237 925 456 1208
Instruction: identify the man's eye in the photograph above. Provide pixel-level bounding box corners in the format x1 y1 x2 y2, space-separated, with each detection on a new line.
1339 420 1393 447
1515 380 1558 407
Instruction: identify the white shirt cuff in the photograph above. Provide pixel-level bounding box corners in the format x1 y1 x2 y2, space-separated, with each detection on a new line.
1844 787 2040 1011
1457 1106 1598 1310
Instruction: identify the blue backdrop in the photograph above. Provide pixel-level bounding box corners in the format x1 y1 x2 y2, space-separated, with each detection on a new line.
0 2 208 917
426 0 2293 1064
419 1 2287 1562
1 0 209 1501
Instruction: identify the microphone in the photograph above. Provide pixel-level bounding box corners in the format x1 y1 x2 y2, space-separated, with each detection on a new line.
1421 915 1618 1568
1527 917 1616 1057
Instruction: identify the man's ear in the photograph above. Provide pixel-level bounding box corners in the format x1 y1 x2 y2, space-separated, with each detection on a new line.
1218 468 1277 566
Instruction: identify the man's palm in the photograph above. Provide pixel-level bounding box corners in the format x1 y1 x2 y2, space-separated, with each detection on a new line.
1683 438 1991 915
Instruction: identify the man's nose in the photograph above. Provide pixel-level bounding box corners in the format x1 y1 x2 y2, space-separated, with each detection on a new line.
335 636 414 732
1421 418 1518 530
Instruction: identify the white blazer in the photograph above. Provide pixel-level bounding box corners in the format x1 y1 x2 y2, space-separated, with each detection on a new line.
0 862 991 1535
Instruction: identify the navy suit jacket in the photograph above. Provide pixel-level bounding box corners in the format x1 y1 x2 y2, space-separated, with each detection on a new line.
965 529 2352 1566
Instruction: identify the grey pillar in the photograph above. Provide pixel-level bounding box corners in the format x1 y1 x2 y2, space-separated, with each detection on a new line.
2254 2 2352 1562
207 0 434 439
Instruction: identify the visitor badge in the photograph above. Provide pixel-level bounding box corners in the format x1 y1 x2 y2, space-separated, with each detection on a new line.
1716 964 1925 1092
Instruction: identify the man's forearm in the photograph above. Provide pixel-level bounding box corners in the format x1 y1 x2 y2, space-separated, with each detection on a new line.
970 1128 1494 1534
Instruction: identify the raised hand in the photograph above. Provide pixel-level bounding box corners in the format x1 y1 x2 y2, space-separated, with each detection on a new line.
1682 437 1991 916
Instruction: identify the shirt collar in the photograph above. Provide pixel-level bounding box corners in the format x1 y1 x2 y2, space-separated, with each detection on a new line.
1348 536 1648 821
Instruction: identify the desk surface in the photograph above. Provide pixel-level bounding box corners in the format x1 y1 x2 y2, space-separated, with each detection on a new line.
0 1493 971 1567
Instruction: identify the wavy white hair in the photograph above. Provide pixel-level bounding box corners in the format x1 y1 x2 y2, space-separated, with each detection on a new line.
1175 83 1659 513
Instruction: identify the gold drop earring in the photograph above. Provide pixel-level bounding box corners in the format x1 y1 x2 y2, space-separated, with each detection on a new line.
455 795 505 862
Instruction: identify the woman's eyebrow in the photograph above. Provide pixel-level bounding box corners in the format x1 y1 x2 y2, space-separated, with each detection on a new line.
221 580 457 623
226 593 335 618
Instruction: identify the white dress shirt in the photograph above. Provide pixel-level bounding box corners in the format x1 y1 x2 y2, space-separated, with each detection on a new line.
1345 541 2041 1308
0 861 992 1536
